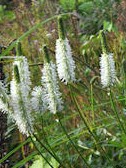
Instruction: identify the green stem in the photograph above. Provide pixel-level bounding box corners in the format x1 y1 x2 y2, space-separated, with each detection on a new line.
58 16 65 40
39 117 68 168
90 84 95 125
31 133 65 167
0 138 30 164
56 113 91 168
16 41 22 56
99 30 107 54
69 85 113 165
30 136 54 168
69 85 96 139
109 89 126 134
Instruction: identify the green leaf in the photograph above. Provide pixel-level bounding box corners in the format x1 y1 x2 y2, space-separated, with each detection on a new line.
59 0 75 11
29 155 59 168
0 138 31 164
12 151 37 168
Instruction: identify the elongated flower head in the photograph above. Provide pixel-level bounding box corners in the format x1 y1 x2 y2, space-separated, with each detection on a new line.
42 45 63 114
31 86 46 113
42 62 63 114
10 56 33 136
100 53 116 88
55 17 76 84
55 38 76 84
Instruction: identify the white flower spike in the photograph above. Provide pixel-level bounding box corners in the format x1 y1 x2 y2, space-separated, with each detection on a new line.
42 45 63 114
31 86 46 113
55 38 76 84
55 16 76 84
100 53 116 88
10 56 34 136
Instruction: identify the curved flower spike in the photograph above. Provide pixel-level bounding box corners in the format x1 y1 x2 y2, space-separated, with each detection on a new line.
31 86 46 113
55 38 76 84
42 61 63 114
10 56 33 136
100 53 116 88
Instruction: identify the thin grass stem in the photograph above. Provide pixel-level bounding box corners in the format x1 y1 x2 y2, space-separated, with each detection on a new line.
30 136 54 168
36 116 69 168
31 133 67 168
69 84 113 165
109 89 126 134
90 84 95 125
56 113 91 168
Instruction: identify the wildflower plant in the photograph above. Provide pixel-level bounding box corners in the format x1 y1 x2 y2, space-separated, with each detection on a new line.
1 9 126 168
55 16 76 84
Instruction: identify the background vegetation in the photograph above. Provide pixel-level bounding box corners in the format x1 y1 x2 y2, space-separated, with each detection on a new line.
0 0 126 167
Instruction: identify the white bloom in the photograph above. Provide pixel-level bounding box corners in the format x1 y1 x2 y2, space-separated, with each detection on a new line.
31 86 46 113
100 53 116 88
55 38 76 84
10 56 33 136
42 61 63 114
0 81 10 113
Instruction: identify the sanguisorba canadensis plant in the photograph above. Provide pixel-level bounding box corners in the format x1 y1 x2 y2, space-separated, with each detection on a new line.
41 45 63 114
55 16 76 84
10 56 34 136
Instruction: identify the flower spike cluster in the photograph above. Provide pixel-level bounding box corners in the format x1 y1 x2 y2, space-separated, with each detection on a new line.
55 17 76 84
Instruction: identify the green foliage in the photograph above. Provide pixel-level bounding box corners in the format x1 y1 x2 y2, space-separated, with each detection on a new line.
78 0 121 34
29 155 59 168
59 0 76 11
0 5 15 23
103 21 117 32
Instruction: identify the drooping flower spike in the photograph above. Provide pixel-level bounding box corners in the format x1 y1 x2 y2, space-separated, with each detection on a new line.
41 45 63 114
31 86 46 114
99 31 116 88
55 16 76 84
10 56 34 136
100 53 116 88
